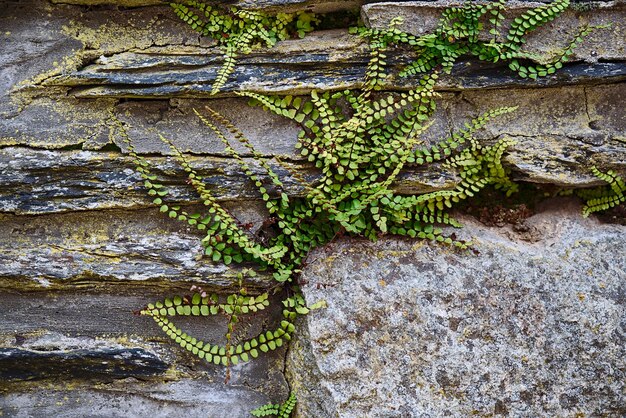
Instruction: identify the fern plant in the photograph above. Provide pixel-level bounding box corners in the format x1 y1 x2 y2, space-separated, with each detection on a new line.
352 0 607 80
170 1 319 94
113 0 602 367
251 392 297 418
115 43 517 366
111 114 318 367
240 85 518 247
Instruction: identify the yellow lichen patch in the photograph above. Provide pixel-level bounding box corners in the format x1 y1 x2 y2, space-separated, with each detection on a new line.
12 56 85 107
63 19 155 52
410 240 427 251
14 12 183 102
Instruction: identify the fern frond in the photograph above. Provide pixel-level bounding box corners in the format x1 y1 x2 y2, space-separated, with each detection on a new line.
170 1 318 94
109 114 173 208
277 392 297 418
194 109 277 206
251 403 280 417
203 106 287 193
141 290 299 365
393 0 603 81
251 392 297 417
581 167 626 217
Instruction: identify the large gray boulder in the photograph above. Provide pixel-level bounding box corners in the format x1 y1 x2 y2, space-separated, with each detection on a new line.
288 199 626 417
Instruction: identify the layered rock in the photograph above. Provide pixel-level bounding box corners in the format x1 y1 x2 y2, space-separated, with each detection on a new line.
1 0 624 416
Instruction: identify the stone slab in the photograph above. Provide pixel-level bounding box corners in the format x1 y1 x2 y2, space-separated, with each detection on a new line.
4 1 624 105
1 84 624 216
0 206 279 291
0 302 289 413
454 83 626 185
49 0 362 13
51 32 626 98
0 289 289 391
0 147 460 214
0 292 287 371
0 347 167 382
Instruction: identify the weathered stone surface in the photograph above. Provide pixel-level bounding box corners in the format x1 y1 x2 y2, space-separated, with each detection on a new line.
0 295 288 386
57 31 370 98
0 147 307 213
288 198 626 417
0 303 289 413
2 0 624 171
2 0 625 416
0 330 287 417
454 83 626 185
50 30 626 98
0 293 288 378
5 1 624 104
62 51 626 98
1 84 624 216
0 137 620 216
116 98 301 156
0 147 460 214
1 291 217 335
0 380 279 418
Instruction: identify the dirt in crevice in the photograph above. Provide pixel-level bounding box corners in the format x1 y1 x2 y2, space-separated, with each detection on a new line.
595 204 626 225
458 183 544 229
460 183 626 231
466 202 535 229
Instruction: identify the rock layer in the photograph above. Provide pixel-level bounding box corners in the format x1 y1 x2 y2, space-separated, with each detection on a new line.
2 83 624 217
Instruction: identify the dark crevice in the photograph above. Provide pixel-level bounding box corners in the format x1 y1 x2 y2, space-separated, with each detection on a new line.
98 142 124 153
314 9 360 30
55 143 85 151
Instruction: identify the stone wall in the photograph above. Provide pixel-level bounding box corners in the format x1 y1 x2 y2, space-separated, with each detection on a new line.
1 0 624 417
